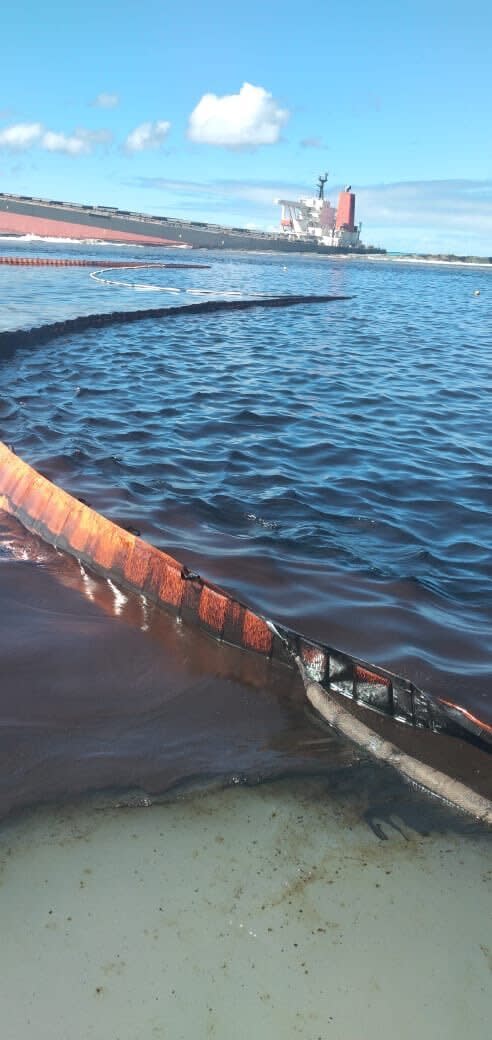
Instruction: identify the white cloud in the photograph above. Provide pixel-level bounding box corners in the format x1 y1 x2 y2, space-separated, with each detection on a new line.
187 82 289 148
42 131 83 155
41 130 86 155
42 127 112 155
355 179 492 252
356 180 492 229
0 122 43 149
0 122 112 155
132 175 312 231
92 92 119 109
134 174 304 213
124 120 171 153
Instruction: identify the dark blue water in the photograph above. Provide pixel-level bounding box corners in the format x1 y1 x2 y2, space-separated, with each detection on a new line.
1 240 491 720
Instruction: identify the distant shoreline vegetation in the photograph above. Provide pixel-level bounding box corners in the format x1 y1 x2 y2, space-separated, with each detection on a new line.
396 253 492 265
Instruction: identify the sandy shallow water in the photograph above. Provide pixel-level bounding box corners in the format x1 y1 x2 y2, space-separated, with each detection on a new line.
1 777 490 1040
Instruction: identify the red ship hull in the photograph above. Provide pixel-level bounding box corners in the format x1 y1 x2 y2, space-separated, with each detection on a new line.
0 210 176 246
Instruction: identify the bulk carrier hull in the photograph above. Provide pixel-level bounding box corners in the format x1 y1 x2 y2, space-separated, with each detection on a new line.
0 192 381 254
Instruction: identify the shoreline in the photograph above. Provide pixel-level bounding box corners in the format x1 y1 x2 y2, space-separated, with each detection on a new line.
387 255 491 268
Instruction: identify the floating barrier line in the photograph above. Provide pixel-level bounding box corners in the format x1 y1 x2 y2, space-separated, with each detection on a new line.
89 265 264 296
297 660 492 826
0 439 491 825
0 256 209 269
0 439 285 666
0 293 350 359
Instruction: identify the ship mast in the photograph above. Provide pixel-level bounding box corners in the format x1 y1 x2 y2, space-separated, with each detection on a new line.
317 172 328 200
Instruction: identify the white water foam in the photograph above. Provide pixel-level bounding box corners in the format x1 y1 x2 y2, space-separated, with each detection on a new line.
0 234 143 246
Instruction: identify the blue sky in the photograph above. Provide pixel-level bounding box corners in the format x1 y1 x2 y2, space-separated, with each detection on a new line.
1 0 491 253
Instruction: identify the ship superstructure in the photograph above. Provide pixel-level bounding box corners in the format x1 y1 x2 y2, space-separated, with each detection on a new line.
277 173 361 248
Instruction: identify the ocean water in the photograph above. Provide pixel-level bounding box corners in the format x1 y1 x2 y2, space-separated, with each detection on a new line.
0 241 491 1038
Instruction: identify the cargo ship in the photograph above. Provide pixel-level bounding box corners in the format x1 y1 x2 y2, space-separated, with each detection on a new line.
0 174 382 254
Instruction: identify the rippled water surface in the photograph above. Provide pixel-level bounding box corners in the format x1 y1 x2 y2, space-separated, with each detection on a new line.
1 241 491 718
